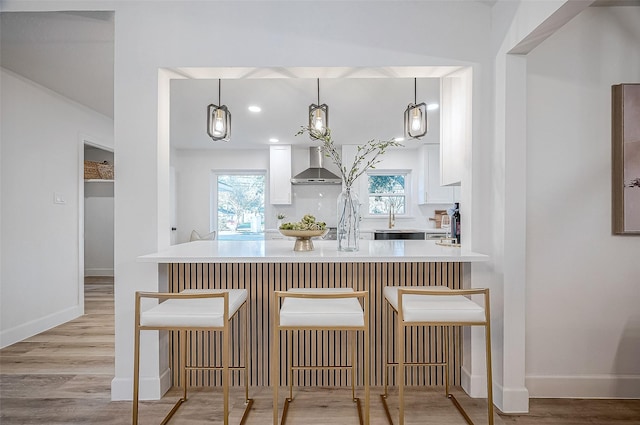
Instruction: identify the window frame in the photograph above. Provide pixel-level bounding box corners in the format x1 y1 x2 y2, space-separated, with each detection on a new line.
362 169 412 218
210 170 267 236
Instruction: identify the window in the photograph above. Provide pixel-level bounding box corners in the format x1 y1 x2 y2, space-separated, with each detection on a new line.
214 173 265 240
367 172 409 216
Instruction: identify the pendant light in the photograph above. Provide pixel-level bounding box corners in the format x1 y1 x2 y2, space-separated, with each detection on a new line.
404 78 427 139
308 79 329 139
207 79 231 142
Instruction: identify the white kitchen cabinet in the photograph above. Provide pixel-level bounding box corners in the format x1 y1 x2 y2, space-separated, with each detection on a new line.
269 145 292 205
440 67 472 186
418 145 458 205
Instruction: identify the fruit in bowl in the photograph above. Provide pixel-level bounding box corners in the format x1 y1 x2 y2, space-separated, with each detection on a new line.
279 214 326 231
279 215 327 251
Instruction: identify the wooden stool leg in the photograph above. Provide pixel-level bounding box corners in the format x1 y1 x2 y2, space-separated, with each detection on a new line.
288 330 293 400
383 302 389 397
364 294 370 425
223 319 230 424
182 330 188 401
379 302 394 425
484 290 494 425
350 330 356 401
398 315 405 425
238 304 254 425
273 295 280 425
444 326 450 397
132 321 141 425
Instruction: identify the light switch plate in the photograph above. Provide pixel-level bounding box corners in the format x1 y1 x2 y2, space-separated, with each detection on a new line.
54 192 66 204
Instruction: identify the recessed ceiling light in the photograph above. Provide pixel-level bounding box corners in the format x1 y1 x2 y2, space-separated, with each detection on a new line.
394 137 405 142
427 103 439 111
269 138 279 143
248 105 262 112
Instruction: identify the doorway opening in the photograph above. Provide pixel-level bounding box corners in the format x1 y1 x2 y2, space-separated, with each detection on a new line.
80 139 114 309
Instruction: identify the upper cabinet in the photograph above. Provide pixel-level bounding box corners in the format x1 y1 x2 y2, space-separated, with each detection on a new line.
440 67 472 186
418 145 459 205
269 145 292 205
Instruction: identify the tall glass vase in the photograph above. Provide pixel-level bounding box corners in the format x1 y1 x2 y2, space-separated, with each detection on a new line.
337 187 360 252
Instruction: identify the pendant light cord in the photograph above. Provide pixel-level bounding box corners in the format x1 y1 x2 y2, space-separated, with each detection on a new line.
218 79 221 105
414 78 417 104
317 78 320 104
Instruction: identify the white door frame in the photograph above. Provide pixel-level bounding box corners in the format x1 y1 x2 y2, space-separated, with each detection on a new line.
78 134 114 309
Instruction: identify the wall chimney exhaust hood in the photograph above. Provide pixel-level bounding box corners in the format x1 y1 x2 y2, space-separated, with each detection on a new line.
291 146 342 185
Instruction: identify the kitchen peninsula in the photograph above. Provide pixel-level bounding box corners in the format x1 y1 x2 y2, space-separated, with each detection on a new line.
138 239 488 388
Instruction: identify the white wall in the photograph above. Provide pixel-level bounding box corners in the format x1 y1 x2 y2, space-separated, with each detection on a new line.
0 68 114 348
173 149 269 243
526 6 640 398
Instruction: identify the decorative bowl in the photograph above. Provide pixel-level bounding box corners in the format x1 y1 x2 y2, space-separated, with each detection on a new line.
278 229 328 251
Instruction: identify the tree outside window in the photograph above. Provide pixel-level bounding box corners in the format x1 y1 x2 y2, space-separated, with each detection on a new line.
216 174 265 239
367 174 407 215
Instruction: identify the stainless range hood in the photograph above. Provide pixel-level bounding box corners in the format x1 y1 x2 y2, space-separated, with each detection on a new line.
291 146 342 185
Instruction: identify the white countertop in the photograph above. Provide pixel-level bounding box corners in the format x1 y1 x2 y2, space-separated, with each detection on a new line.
138 240 488 264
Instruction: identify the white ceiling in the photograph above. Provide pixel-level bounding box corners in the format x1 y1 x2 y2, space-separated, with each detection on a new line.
23 4 640 149
1 11 449 149
1 10 450 149
170 75 445 149
1 11 115 118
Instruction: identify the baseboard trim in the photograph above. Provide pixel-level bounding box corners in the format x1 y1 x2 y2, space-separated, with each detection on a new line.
493 381 530 413
85 268 114 277
462 366 530 413
111 368 172 401
526 374 640 399
461 365 487 397
0 305 83 349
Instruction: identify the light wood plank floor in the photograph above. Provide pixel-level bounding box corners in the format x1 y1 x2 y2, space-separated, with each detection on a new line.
1 277 638 424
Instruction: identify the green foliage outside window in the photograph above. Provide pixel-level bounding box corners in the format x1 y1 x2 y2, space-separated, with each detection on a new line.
368 174 406 215
217 175 265 232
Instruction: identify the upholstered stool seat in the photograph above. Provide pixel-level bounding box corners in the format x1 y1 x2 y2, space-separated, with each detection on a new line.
382 286 486 323
139 289 248 328
133 289 253 425
278 288 366 327
273 288 369 425
381 286 494 425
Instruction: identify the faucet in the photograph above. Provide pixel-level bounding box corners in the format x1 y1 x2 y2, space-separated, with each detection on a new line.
388 204 395 229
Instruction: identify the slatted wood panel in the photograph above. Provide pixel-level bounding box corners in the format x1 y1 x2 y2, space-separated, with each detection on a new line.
168 262 462 388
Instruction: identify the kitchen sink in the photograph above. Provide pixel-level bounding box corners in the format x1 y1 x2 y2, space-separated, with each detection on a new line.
373 229 426 240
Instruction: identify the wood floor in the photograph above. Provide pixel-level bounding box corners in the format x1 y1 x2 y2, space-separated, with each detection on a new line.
1 277 638 424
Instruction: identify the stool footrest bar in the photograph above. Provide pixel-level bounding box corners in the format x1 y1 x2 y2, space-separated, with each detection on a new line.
379 394 394 425
385 361 447 367
448 394 475 425
239 398 254 425
291 365 353 370
159 397 186 425
185 365 246 371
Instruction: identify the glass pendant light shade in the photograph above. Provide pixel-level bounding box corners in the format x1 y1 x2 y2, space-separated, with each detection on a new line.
403 78 427 139
308 79 329 139
404 102 427 139
207 104 231 141
206 80 231 142
308 103 329 137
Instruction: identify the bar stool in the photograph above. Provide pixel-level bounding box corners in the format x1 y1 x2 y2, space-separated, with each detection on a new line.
272 288 369 425
380 286 493 425
132 289 253 425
